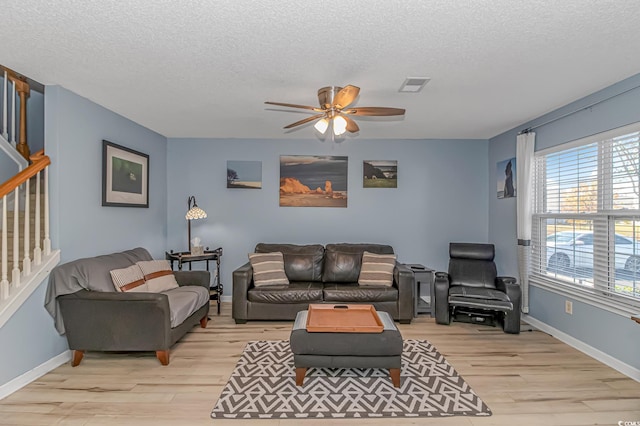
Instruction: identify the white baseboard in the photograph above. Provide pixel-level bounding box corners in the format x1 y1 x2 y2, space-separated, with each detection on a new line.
221 295 232 303
523 315 640 382
0 349 71 400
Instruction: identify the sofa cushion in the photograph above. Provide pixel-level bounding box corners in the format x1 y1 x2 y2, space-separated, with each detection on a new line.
110 264 149 293
322 250 362 283
248 282 324 304
163 285 210 328
255 243 324 282
323 283 398 302
137 260 180 292
249 252 290 286
358 251 396 286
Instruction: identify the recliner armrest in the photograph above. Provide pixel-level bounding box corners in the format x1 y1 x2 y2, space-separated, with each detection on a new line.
434 271 451 325
394 262 414 322
495 276 521 306
495 276 522 334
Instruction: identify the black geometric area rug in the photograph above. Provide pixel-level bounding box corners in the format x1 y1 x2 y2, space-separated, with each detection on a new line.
211 339 491 419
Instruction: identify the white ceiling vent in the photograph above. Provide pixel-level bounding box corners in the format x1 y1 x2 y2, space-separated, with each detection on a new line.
399 77 430 93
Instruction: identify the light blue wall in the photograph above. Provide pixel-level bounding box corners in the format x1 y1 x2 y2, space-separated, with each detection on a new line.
167 137 489 291
488 73 640 370
0 85 168 387
0 150 19 184
47 86 168 262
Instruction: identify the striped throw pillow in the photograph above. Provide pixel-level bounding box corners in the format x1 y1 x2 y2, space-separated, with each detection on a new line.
358 251 397 286
248 252 289 286
137 260 180 292
110 264 150 292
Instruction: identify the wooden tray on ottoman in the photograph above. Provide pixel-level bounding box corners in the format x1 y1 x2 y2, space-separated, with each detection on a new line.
306 304 383 333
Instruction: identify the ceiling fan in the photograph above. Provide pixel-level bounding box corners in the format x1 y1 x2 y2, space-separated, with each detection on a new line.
265 85 405 136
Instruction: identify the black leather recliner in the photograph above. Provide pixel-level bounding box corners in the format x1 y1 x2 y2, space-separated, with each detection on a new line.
434 243 521 334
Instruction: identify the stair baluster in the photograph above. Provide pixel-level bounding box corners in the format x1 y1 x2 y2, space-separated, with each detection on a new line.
11 79 16 147
11 186 20 287
1 195 8 300
23 179 30 276
2 70 7 140
43 168 51 256
34 172 41 265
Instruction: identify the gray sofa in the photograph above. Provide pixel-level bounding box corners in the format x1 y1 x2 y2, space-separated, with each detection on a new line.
45 247 210 366
232 243 414 324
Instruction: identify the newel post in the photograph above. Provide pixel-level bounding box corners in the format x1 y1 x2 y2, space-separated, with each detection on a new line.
11 77 30 160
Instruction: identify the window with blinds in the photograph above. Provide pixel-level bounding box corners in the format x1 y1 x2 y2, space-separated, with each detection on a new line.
531 122 640 310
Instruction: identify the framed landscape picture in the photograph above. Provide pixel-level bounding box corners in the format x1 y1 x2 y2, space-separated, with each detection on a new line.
227 160 262 189
363 160 397 188
102 140 149 207
280 155 348 207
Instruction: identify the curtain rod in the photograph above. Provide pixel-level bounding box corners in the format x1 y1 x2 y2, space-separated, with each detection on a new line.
518 83 640 135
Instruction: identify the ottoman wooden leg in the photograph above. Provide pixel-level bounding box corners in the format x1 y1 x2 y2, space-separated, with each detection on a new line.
295 367 307 386
389 368 401 388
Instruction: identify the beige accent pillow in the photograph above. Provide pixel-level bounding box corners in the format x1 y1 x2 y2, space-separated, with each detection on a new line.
248 252 289 286
358 251 397 286
110 264 150 293
137 260 180 292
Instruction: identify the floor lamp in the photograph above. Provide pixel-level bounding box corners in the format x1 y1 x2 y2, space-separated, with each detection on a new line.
185 195 207 252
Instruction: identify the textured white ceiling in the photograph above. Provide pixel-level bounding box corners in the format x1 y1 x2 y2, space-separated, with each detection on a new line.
1 1 639 140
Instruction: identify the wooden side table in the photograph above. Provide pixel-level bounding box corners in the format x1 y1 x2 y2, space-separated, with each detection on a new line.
405 264 435 317
166 247 223 314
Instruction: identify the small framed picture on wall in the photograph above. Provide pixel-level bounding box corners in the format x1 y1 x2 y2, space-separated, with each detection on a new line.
102 140 149 207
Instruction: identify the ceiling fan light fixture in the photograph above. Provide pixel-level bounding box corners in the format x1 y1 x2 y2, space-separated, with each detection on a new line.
333 115 347 136
314 118 329 134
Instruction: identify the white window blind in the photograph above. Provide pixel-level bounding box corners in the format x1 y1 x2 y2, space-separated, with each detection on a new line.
531 122 640 311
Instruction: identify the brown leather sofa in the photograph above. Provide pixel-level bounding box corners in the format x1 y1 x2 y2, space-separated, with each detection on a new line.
232 243 414 324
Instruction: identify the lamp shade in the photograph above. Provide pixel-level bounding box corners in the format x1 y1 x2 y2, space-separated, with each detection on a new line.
333 115 347 136
314 118 329 134
186 206 207 220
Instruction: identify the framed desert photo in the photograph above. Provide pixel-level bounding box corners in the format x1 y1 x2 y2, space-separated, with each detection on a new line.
227 160 262 189
280 155 348 207
363 160 397 188
102 140 149 207
497 157 516 199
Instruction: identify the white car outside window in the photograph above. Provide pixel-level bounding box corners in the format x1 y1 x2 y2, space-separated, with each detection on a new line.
546 231 640 273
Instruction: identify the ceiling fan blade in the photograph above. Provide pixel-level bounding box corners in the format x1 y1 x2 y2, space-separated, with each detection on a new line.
283 113 326 129
332 85 360 109
343 107 405 116
343 115 360 133
265 101 323 112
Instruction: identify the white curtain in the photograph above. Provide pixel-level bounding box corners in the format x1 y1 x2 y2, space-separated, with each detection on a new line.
516 131 535 313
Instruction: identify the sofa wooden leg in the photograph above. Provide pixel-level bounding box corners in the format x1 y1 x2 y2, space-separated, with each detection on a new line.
200 315 208 328
295 367 307 386
71 350 84 367
156 350 170 366
389 368 401 388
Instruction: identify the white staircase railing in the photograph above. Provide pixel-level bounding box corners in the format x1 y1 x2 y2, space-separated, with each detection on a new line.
0 151 58 328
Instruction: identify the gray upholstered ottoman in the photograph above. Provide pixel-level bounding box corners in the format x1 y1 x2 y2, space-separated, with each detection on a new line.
289 310 404 387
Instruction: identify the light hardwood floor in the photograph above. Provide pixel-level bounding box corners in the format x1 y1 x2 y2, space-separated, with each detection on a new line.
0 302 639 425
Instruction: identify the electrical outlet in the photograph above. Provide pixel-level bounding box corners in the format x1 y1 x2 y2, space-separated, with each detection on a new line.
565 300 573 315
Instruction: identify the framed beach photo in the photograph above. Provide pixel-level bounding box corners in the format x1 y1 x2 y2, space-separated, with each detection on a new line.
102 140 149 207
227 160 262 189
280 155 348 207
